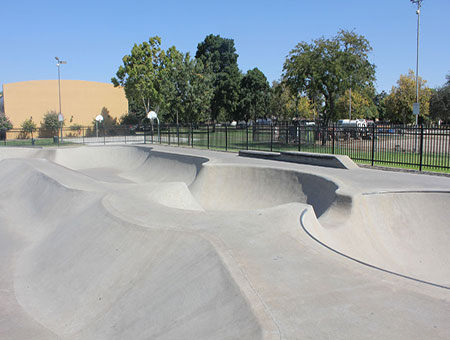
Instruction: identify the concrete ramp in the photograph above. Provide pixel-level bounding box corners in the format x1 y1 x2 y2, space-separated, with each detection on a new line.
190 164 340 213
53 146 150 171
312 191 450 288
0 157 264 340
1 145 450 339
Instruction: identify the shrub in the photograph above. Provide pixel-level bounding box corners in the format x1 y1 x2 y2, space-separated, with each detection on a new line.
20 118 37 139
39 111 61 138
0 115 13 131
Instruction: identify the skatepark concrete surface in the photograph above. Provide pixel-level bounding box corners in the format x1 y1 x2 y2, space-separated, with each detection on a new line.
1 145 450 339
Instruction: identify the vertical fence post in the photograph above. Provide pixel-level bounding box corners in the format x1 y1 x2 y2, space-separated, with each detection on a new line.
332 124 335 154
82 127 85 144
298 125 301 151
207 124 210 149
225 123 228 151
246 124 249 150
191 123 194 148
103 126 106 145
371 123 376 166
286 124 289 146
168 125 171 145
419 124 424 171
270 123 273 152
144 128 146 144
177 124 180 146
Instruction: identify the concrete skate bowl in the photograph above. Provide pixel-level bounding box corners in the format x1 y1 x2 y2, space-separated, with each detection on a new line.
189 164 341 214
51 146 208 184
305 190 450 289
0 155 264 339
48 145 343 214
0 146 346 339
3 145 449 339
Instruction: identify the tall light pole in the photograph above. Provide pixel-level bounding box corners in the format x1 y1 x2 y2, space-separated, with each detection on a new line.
55 57 67 142
411 0 423 126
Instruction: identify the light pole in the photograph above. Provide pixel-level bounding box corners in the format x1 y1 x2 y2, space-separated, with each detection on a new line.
411 0 423 125
55 57 67 142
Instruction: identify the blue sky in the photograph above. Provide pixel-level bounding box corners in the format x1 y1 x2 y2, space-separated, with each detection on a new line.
2 0 449 93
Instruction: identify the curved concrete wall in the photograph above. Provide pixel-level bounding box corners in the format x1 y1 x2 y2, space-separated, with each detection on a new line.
3 80 128 128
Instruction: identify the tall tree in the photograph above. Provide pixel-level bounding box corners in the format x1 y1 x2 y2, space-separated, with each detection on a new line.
429 73 450 123
161 47 213 124
20 118 37 139
112 36 167 115
238 68 271 122
282 30 376 125
0 115 13 130
269 81 315 121
335 89 377 120
374 90 388 121
195 34 241 122
39 111 60 138
384 70 432 124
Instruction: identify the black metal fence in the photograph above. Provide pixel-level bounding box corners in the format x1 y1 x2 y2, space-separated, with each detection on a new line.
2 122 450 172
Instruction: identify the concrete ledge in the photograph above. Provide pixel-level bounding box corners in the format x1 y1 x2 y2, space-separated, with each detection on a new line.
239 150 358 170
280 151 358 170
238 150 281 160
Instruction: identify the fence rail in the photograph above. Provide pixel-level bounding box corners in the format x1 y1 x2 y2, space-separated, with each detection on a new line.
2 123 450 172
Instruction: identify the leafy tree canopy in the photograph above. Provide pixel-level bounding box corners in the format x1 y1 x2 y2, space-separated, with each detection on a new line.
238 68 271 122
195 34 241 121
374 90 388 121
41 111 60 132
282 30 376 125
21 118 37 138
160 47 213 123
270 81 315 121
429 73 450 123
112 36 167 115
0 115 13 130
384 70 432 124
336 89 377 120
195 34 238 74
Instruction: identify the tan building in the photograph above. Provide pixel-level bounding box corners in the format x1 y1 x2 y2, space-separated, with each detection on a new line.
2 80 128 128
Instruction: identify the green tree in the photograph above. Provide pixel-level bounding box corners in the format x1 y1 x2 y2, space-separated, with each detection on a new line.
119 112 140 126
374 90 388 121
20 118 37 139
335 89 377 120
126 97 147 123
270 81 316 121
282 30 376 125
195 34 241 122
429 74 450 123
384 70 432 124
238 68 271 122
161 47 213 124
39 111 60 137
112 36 167 115
0 115 13 130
